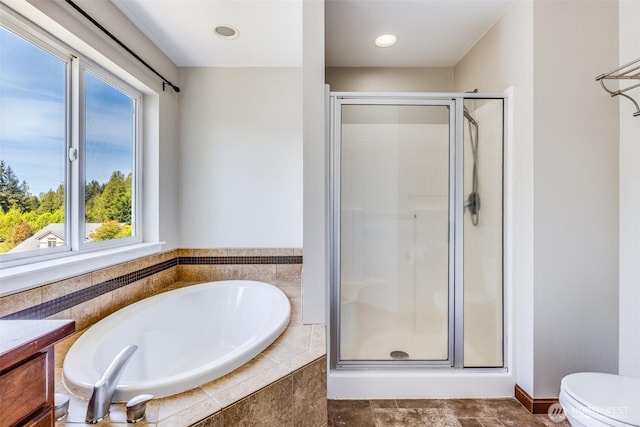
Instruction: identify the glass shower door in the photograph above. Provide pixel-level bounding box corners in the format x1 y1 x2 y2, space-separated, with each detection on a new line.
462 98 504 368
337 101 454 364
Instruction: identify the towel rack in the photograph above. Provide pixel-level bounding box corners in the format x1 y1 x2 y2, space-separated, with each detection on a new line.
596 57 640 117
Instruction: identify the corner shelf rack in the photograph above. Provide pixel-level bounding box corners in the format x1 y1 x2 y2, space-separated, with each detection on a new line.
596 57 640 117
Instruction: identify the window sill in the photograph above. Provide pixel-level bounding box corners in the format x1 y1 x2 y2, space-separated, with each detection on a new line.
0 242 165 297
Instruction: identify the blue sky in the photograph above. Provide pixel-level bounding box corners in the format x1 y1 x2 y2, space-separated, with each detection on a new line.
1 26 133 197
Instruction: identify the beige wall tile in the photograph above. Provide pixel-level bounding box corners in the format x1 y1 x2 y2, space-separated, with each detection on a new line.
180 248 299 257
157 396 220 427
126 255 154 273
168 265 179 283
197 248 228 257
226 248 263 257
282 351 324 372
179 248 228 257
289 297 302 326
272 282 302 299
0 287 42 317
163 281 198 292
112 279 149 312
70 292 114 330
242 264 277 281
122 249 176 274
310 325 327 355
156 387 214 422
190 411 223 427
152 267 178 294
260 248 294 256
209 265 243 281
42 273 92 302
293 357 328 427
176 265 213 282
156 248 179 262
208 364 291 408
222 376 293 426
46 309 72 321
280 323 311 348
53 331 82 370
201 354 279 398
134 248 176 268
276 264 302 282
263 325 312 364
91 262 130 285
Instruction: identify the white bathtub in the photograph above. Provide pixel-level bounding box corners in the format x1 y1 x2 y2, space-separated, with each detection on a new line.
63 280 290 401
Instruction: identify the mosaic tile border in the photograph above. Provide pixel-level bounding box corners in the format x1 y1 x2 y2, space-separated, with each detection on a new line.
1 255 302 321
178 256 302 265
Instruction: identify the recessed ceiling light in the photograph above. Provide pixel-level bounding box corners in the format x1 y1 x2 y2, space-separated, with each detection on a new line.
214 25 239 40
375 34 397 47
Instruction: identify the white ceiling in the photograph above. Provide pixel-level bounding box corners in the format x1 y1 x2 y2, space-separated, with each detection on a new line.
111 0 303 67
112 0 513 68
326 0 514 67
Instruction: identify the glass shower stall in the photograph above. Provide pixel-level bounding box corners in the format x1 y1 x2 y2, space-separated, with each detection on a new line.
329 92 506 372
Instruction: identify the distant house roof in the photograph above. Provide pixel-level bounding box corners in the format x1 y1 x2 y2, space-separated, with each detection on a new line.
36 224 64 241
9 223 103 253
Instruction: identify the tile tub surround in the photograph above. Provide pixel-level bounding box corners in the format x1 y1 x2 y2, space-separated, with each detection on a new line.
0 249 313 425
53 281 326 426
192 356 327 427
0 248 303 325
0 249 180 324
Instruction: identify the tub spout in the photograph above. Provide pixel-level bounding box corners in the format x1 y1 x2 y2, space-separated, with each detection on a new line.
85 344 138 424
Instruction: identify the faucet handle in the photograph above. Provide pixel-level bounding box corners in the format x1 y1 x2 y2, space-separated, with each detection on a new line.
54 393 70 421
126 394 154 423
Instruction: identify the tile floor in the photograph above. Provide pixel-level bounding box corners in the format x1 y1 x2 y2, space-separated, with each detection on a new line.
328 399 572 427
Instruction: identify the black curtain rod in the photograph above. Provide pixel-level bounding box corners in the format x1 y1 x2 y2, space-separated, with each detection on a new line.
64 0 180 93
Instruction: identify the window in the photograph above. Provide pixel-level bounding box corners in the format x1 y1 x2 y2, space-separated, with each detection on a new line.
82 70 137 245
0 10 142 265
0 22 67 256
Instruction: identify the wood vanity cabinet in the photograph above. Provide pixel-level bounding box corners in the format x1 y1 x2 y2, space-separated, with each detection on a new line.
0 320 75 427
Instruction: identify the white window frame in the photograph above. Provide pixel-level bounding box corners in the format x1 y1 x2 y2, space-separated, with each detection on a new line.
0 6 146 269
76 62 143 252
0 8 73 261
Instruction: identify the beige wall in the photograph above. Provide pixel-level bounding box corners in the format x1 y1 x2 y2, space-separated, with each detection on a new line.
618 0 640 379
178 67 303 248
302 0 327 324
326 67 454 92
457 0 620 398
532 0 619 397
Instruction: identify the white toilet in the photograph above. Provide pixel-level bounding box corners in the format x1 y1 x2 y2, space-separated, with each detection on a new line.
559 372 640 426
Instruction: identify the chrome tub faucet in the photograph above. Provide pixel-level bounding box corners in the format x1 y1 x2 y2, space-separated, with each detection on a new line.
85 344 138 424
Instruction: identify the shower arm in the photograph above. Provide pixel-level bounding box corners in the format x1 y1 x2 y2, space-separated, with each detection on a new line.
596 57 640 117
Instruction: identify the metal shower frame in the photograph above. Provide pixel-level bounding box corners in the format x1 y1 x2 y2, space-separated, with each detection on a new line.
328 91 507 372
